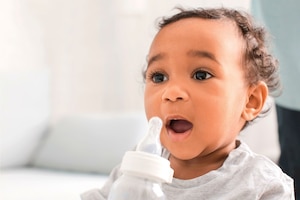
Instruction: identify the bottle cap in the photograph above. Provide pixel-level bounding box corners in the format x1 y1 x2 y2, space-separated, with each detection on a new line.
120 151 174 183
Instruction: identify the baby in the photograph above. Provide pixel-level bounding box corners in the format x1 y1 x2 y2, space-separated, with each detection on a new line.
82 7 294 200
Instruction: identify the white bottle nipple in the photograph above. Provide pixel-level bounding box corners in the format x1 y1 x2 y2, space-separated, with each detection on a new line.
136 117 163 156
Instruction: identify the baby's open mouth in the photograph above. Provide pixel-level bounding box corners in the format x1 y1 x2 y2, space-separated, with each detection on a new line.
168 119 193 133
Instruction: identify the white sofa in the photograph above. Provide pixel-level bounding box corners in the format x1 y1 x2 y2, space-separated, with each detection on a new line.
0 112 149 200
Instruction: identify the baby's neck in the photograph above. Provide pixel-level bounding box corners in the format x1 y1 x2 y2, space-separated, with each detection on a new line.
170 141 238 180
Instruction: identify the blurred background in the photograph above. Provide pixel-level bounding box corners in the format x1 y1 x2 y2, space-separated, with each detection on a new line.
1 0 282 199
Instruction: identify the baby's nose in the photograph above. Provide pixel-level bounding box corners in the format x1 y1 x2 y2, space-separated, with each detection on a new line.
162 84 189 102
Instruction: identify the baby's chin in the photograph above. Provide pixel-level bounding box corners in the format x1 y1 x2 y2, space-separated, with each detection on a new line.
167 146 202 161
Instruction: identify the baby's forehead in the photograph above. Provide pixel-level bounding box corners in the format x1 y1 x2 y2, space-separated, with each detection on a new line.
147 17 247 72
150 17 245 51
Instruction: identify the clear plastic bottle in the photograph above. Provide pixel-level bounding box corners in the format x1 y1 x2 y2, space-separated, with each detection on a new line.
108 117 174 200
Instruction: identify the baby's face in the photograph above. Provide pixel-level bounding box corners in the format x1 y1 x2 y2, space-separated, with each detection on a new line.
144 18 250 161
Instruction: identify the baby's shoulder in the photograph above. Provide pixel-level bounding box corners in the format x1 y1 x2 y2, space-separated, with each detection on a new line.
233 141 292 185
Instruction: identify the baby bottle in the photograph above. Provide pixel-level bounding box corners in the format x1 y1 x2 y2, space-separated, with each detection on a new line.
107 117 174 200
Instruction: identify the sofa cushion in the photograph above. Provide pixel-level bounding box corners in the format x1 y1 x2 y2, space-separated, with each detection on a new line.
0 69 49 168
31 112 148 174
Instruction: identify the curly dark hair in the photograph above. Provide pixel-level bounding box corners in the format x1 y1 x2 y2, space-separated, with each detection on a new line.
153 7 281 97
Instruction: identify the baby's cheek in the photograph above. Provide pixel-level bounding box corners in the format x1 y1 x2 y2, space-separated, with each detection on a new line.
160 130 169 150
144 101 154 120
144 90 161 115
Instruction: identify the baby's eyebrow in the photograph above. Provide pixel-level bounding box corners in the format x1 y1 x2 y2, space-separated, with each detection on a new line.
147 50 219 68
187 50 220 64
147 53 166 67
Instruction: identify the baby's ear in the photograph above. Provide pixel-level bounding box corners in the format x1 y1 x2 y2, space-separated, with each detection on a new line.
242 81 268 121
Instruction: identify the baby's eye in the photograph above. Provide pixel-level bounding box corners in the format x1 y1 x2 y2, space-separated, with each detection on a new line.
151 72 167 83
193 70 212 80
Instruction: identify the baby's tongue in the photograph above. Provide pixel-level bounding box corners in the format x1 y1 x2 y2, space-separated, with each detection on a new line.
170 120 193 133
